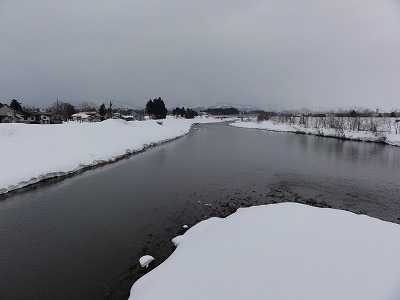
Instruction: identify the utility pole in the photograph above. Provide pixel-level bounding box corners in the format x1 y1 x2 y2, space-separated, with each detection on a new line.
109 101 112 118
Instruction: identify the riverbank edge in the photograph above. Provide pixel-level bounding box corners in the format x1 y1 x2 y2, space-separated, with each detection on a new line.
229 121 400 147
0 123 200 197
109 190 336 299
128 202 399 300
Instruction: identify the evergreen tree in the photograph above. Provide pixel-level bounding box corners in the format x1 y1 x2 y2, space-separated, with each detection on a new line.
98 103 106 120
146 99 154 115
146 97 167 119
172 107 186 117
172 107 198 119
185 108 198 119
10 99 23 111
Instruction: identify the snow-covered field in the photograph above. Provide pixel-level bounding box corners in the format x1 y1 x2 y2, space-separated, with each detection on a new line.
0 116 222 194
130 203 400 300
231 119 400 146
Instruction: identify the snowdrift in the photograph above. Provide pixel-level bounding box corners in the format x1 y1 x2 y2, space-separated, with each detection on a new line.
231 120 400 146
130 203 400 300
0 117 220 194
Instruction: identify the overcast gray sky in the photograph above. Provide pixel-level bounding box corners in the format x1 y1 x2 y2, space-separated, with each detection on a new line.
1 0 399 111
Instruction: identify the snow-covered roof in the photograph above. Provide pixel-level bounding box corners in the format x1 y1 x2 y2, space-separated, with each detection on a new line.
72 112 92 119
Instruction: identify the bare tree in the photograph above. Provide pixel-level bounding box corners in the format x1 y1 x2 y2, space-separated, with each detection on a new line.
48 100 77 121
79 101 98 112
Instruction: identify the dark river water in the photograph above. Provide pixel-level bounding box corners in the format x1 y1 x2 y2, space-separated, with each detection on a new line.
1 122 400 299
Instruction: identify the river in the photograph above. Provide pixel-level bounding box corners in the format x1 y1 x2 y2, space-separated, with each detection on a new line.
1 122 399 299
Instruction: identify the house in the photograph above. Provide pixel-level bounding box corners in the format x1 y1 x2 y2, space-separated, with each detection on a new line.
38 112 52 124
121 110 139 121
49 113 62 124
0 104 62 124
16 111 38 124
0 104 19 123
16 111 62 124
72 112 92 122
71 112 102 122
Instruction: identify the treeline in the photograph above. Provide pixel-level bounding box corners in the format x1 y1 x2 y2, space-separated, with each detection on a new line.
256 111 400 135
257 109 400 123
205 107 239 115
172 107 198 119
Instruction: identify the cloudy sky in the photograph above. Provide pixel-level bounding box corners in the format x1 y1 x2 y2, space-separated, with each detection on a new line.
1 0 399 111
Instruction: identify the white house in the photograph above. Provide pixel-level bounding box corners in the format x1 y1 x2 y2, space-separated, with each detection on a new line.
71 112 101 122
72 112 93 122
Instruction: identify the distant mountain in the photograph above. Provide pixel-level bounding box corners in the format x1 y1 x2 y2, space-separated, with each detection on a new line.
112 101 144 111
189 105 208 112
207 102 261 112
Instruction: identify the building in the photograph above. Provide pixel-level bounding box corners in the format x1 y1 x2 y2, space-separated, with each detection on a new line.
71 112 102 122
0 104 19 123
0 104 62 124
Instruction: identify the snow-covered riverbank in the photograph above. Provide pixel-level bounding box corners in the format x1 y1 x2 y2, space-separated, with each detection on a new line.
130 203 400 300
0 117 222 194
230 119 400 146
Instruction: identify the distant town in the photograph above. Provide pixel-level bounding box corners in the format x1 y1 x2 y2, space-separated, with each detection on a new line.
1 98 399 125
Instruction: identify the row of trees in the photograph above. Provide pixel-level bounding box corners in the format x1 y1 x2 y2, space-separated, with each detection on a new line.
205 107 239 115
257 112 400 135
172 107 198 119
257 109 400 122
258 109 399 119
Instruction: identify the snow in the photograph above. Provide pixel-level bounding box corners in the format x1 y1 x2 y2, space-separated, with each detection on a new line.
0 116 222 194
171 236 184 247
129 203 400 300
71 112 91 119
230 120 400 146
139 255 155 268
